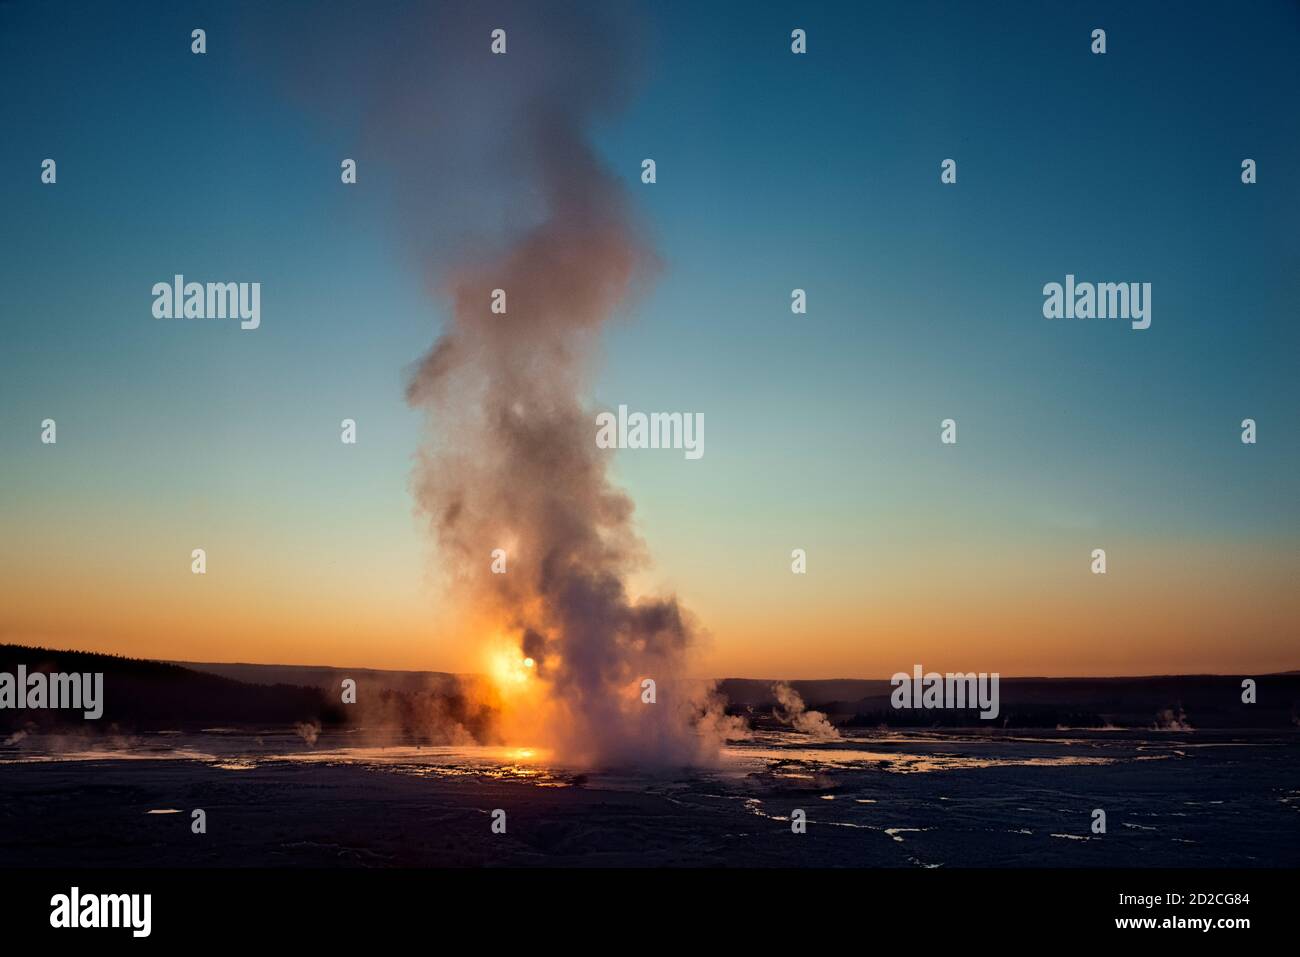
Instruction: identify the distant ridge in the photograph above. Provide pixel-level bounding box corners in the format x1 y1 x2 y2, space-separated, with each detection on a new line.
4 646 1299 731
171 660 460 696
0 644 340 730
0 645 496 741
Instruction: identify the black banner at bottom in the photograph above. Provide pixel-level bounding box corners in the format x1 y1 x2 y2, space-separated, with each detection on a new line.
0 867 1282 942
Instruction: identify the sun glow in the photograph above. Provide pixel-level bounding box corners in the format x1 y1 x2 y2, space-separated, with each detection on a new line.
479 634 556 752
490 649 534 689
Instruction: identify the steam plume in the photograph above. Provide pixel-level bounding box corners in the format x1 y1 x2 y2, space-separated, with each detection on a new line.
377 3 727 765
293 720 321 748
252 1 735 764
772 683 841 741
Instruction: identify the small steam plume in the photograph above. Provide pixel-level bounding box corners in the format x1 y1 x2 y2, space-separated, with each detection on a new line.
1153 705 1193 731
293 720 321 748
771 683 840 741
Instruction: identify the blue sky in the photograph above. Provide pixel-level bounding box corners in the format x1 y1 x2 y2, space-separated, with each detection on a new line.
1 0 1297 675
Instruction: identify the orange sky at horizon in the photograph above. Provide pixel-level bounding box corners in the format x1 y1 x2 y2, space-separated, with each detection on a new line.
3 523 1296 680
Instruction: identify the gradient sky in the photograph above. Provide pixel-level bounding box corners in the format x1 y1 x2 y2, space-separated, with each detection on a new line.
2 1 1297 678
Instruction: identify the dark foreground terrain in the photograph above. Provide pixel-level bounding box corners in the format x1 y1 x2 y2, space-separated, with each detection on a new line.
1 728 1296 867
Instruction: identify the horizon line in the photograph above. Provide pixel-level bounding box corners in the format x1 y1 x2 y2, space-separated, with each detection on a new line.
3 644 1296 683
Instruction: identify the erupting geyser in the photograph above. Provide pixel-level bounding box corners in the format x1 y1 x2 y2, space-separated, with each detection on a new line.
256 0 741 766
385 2 738 766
